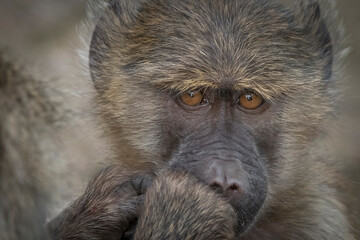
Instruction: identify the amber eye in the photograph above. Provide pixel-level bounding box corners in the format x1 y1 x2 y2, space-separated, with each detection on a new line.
238 92 263 110
179 91 204 106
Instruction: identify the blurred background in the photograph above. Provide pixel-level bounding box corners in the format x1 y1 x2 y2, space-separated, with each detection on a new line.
0 0 359 212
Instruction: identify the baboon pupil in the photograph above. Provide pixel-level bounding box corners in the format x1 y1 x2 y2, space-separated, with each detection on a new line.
246 94 253 101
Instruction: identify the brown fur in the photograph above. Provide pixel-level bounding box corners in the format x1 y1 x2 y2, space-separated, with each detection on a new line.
48 166 154 240
49 0 357 239
49 167 236 240
133 171 237 240
0 52 53 240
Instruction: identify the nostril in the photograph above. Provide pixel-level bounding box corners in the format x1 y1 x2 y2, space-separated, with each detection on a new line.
225 182 244 203
227 183 241 192
210 181 223 193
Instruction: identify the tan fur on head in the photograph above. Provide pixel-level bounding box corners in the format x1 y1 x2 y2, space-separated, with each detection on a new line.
87 0 341 164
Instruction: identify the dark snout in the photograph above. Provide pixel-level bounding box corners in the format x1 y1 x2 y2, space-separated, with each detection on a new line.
169 116 268 233
202 159 246 207
188 148 268 234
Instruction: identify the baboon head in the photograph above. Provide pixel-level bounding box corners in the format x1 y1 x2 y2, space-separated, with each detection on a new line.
89 0 333 233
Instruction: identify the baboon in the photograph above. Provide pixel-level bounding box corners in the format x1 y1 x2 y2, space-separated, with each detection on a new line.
133 170 237 240
49 0 357 239
0 52 53 240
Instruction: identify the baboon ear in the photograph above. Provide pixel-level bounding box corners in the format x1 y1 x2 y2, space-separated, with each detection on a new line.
294 0 333 81
89 0 146 91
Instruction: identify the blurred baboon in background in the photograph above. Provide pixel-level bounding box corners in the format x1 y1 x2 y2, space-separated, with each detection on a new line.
0 53 54 240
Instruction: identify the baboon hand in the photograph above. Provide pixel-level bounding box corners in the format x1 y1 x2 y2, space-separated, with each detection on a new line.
48 166 153 240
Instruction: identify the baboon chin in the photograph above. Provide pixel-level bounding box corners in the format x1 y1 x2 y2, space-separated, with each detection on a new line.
49 0 356 239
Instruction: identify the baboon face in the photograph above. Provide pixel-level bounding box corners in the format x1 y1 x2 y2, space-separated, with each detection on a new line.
90 0 333 233
166 88 268 232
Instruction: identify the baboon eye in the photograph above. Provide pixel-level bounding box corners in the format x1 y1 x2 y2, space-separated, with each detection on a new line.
238 92 263 110
179 91 204 106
